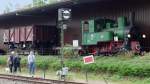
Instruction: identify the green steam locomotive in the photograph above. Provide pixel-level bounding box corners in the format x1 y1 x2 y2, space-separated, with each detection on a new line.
80 16 145 55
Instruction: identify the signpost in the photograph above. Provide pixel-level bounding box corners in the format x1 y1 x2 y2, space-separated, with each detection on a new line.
83 55 109 84
83 55 94 83
58 8 71 80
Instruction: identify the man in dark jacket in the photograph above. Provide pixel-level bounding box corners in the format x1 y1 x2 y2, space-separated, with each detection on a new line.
13 53 21 73
7 51 15 73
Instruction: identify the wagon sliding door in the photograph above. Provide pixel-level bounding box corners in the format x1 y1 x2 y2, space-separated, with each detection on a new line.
34 25 60 55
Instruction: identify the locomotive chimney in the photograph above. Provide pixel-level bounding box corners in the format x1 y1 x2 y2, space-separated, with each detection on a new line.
129 12 135 26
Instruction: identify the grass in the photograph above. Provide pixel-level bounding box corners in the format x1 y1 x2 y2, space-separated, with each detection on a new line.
2 53 150 76
0 66 130 84
1 53 150 84
1 67 150 84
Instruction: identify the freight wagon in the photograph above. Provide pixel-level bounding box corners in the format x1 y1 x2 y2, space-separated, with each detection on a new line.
3 25 60 54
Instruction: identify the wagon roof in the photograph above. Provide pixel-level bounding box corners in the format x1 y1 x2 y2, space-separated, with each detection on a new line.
0 0 149 28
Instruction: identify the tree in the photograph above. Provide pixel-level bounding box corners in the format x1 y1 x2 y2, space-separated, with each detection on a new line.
33 0 47 7
3 2 13 13
23 4 33 9
32 0 59 7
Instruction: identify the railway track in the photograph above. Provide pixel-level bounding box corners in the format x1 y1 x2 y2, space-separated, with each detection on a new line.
0 74 86 84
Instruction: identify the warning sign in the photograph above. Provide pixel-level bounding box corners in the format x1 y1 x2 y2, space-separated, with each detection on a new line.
83 55 94 64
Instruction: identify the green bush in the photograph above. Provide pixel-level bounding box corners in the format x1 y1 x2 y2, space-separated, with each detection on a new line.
0 56 7 65
1 54 150 77
63 44 79 58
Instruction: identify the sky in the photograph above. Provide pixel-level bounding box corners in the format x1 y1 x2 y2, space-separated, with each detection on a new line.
0 0 32 14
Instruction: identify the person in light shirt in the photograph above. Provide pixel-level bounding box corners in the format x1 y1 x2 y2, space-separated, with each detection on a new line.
28 51 35 76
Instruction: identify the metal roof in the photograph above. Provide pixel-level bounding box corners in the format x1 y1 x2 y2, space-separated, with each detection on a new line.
0 0 149 27
0 0 104 27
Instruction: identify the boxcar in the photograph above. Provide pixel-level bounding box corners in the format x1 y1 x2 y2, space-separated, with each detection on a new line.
3 25 60 54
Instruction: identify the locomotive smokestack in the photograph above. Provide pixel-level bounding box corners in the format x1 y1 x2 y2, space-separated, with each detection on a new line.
129 12 135 26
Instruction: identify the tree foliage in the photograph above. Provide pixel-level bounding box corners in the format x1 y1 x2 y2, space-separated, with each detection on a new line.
32 0 58 7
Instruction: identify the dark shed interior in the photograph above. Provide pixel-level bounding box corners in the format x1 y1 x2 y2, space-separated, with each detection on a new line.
0 0 150 51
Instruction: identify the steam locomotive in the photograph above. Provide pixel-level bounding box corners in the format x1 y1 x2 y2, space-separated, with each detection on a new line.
80 16 145 55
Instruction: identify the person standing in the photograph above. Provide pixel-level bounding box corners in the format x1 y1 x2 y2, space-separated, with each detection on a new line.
17 54 21 72
13 53 21 73
28 51 35 76
7 51 15 73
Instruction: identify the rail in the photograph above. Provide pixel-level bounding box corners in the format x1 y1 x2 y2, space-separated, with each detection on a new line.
0 74 86 84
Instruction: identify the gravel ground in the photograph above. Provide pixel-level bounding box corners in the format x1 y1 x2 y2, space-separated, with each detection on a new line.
0 78 38 84
0 67 117 84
